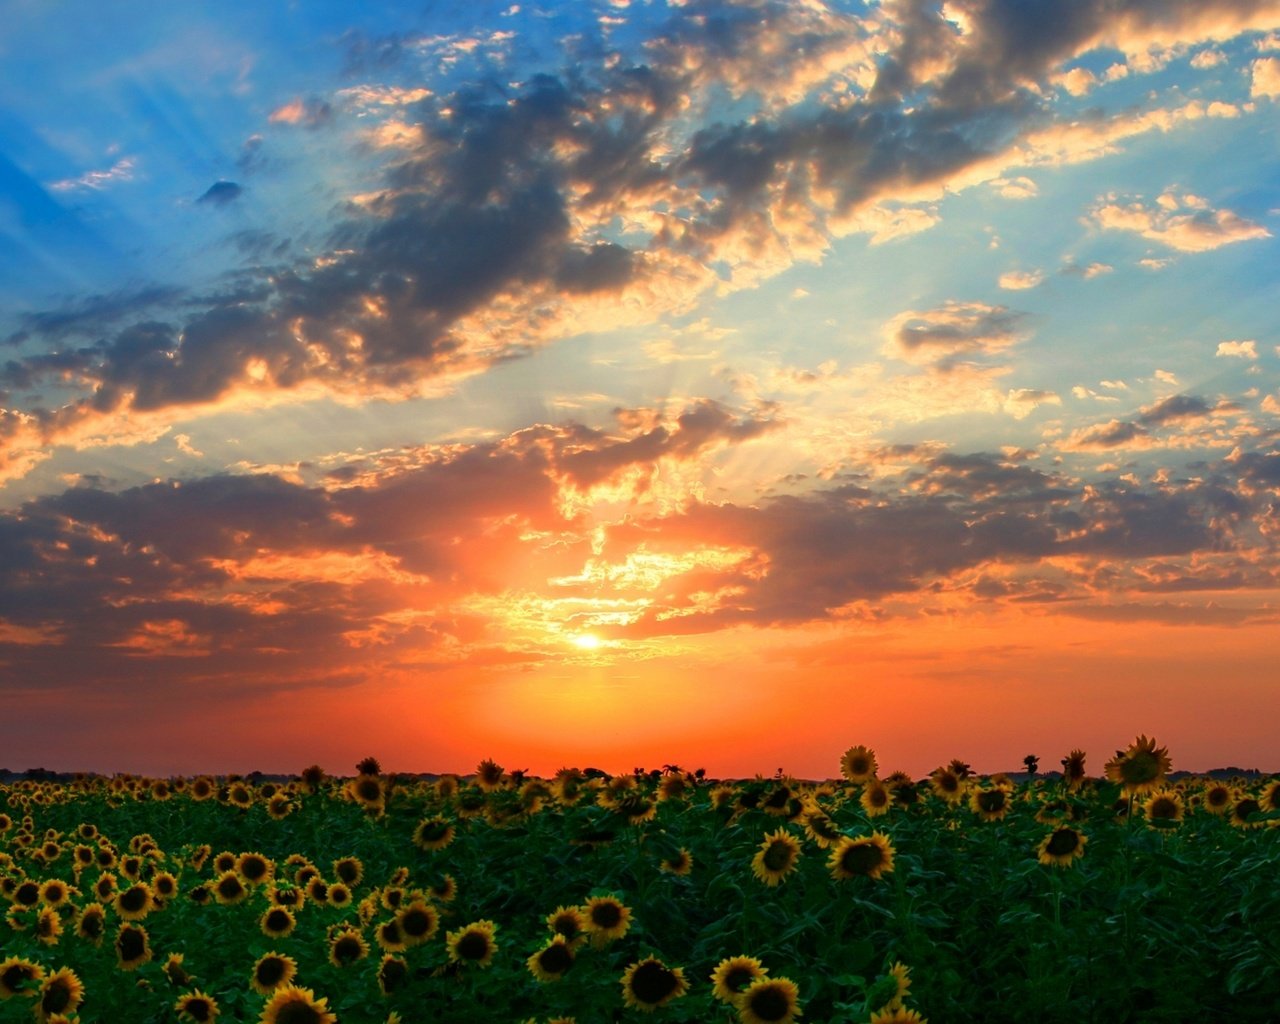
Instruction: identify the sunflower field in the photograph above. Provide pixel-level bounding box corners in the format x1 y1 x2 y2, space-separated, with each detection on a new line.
2 739 1279 1024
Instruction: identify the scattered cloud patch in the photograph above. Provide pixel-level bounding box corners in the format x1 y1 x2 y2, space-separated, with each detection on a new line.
1089 190 1271 252
1216 340 1258 359
48 157 135 192
998 268 1045 290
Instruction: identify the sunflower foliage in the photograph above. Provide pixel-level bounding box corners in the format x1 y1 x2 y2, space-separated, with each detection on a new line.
0 740 1277 1023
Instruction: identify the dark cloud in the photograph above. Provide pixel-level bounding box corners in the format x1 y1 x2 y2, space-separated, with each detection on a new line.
1137 393 1212 425
197 181 243 206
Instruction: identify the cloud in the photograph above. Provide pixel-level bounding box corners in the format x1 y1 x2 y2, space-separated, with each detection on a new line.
1089 190 1271 252
47 157 136 192
1251 56 1280 97
197 181 243 205
268 96 333 127
882 301 1029 368
1216 340 1259 359
998 268 1045 290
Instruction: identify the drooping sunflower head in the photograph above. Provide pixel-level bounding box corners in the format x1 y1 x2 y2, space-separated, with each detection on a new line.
251 952 298 995
75 902 107 945
621 957 688 1011
446 920 498 968
378 954 410 996
475 758 505 791
661 847 694 875
1104 735 1171 794
1061 750 1088 788
828 832 896 881
710 956 767 1004
35 907 63 945
413 817 456 852
375 917 406 953
260 906 297 939
1230 796 1263 829
840 745 878 784
738 976 803 1024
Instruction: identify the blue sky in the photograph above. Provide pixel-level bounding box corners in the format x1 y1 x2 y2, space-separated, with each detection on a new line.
1 0 1278 776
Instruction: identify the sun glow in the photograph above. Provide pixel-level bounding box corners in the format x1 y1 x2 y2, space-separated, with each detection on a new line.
570 633 602 650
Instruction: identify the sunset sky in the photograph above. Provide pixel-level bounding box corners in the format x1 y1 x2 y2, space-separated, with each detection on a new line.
2 0 1278 780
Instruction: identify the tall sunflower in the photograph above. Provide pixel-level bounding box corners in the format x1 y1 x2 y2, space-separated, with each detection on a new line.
1060 750 1088 790
827 833 896 881
1104 735 1171 795
738 977 802 1024
751 829 802 887
621 957 688 1011
840 745 877 784
259 985 337 1024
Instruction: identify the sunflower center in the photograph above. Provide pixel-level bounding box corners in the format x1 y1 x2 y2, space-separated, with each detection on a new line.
80 912 103 937
41 982 71 1014
185 997 213 1022
1235 798 1260 820
2 964 34 992
217 876 244 899
1149 797 1179 819
1045 829 1080 856
457 931 490 960
763 840 795 871
630 961 678 1003
119 887 148 911
380 959 408 991
241 858 268 881
1121 752 1160 784
333 936 363 963
539 943 573 974
841 842 884 875
257 958 287 986
402 907 435 937
591 903 622 929
266 909 291 932
978 791 1006 812
15 882 39 906
725 966 756 992
118 928 147 961
747 986 792 1021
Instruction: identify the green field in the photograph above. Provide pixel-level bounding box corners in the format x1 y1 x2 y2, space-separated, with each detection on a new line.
3 744 1279 1023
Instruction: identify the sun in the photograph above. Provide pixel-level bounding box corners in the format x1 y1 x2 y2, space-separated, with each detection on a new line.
570 633 602 650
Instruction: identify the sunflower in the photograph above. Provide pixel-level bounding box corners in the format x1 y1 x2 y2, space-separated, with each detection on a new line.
152 871 179 901
236 852 274 886
213 850 238 874
751 829 803 887
306 878 329 904
802 810 842 849
13 879 41 907
546 905 587 946
828 833 896 881
36 967 84 1023
868 1010 926 1024
711 956 767 1003
840 745 877 784
413 817 456 852
164 952 193 986
928 768 965 804
969 787 1012 822
270 885 304 909
327 882 353 909
1259 781 1280 813
860 780 893 818
1060 750 1088 789
75 902 107 945
175 989 220 1023
622 957 688 1011
1202 782 1234 815
527 935 575 982
0 956 45 999
114 881 155 921
1143 791 1184 827
348 774 387 814
1037 827 1088 868
395 900 440 946
475 759 506 791
226 783 254 809
212 871 249 906
378 954 410 996
260 907 297 939
35 906 62 945
332 857 363 886
583 896 631 947
1230 797 1264 829
38 879 71 908
660 847 693 875
738 977 802 1024
375 918 407 953
447 920 499 968
329 929 370 967
251 953 298 995
1104 735 1171 794
883 962 911 1010
259 985 337 1024
115 922 153 970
